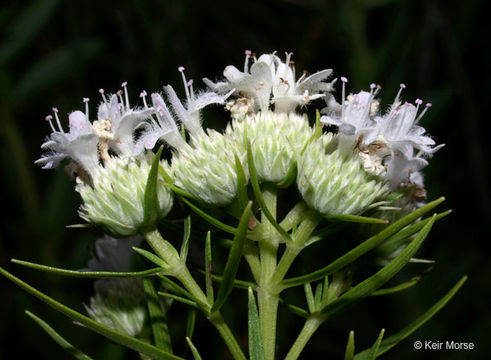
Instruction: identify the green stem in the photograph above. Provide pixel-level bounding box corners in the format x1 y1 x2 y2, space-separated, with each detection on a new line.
257 183 280 360
144 229 246 360
284 316 324 360
209 312 247 360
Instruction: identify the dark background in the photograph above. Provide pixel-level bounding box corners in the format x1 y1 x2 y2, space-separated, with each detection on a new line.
0 0 489 359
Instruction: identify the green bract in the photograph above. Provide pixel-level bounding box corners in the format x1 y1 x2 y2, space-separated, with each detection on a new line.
297 134 389 215
227 110 313 184
77 155 174 237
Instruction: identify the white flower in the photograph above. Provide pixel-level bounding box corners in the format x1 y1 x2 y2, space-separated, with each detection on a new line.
136 67 233 152
96 83 154 157
384 152 428 190
35 106 99 175
320 79 380 145
271 52 334 112
204 50 334 113
375 92 444 157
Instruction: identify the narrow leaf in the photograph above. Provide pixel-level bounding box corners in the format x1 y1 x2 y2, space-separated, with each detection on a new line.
205 231 214 303
248 288 265 360
246 140 291 242
326 214 389 225
180 196 237 235
157 292 199 309
370 277 420 296
143 278 173 352
344 331 355 360
320 216 436 316
211 201 252 313
11 259 162 278
26 310 93 360
304 283 315 313
186 337 203 360
235 153 249 210
354 275 468 359
143 146 164 230
180 217 192 262
133 247 168 268
185 309 197 341
0 267 183 360
281 198 445 288
158 165 198 200
365 329 385 360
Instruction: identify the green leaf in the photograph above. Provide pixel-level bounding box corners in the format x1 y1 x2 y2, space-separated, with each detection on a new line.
246 140 291 242
197 269 256 290
304 283 315 313
180 196 238 235
325 214 389 225
0 267 183 360
157 165 197 200
354 275 468 359
205 231 214 304
143 146 164 231
133 247 168 268
370 277 420 296
281 198 445 288
157 274 195 300
185 309 197 342
186 337 203 360
276 162 297 188
26 310 93 360
320 215 436 316
211 201 252 313
344 331 355 360
235 153 249 210
248 288 265 360
143 278 173 352
180 217 192 262
364 329 385 360
157 292 199 309
11 259 162 278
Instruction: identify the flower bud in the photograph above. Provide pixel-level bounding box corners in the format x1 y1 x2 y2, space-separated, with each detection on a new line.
227 110 313 184
86 278 148 338
77 155 173 237
297 134 388 215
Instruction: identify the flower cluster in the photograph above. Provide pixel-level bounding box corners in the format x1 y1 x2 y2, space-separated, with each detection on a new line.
36 50 443 229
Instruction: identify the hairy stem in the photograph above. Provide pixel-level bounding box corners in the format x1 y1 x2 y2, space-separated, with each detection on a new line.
284 316 324 360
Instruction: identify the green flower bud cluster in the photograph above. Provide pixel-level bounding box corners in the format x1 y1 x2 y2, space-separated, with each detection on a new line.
77 155 173 237
297 134 389 215
169 130 244 206
86 279 148 338
227 110 313 184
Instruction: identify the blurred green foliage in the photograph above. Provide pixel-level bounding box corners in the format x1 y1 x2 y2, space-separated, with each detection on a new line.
0 0 489 359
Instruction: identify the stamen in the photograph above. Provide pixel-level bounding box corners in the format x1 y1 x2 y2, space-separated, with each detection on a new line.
140 90 148 108
83 98 90 120
45 115 56 132
392 83 406 111
187 79 195 101
244 50 252 72
121 81 130 110
178 66 191 100
52 107 64 133
415 102 432 123
99 88 107 104
117 90 124 113
341 77 347 121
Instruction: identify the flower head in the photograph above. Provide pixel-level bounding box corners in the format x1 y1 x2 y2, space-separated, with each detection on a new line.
204 51 334 113
77 154 174 237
